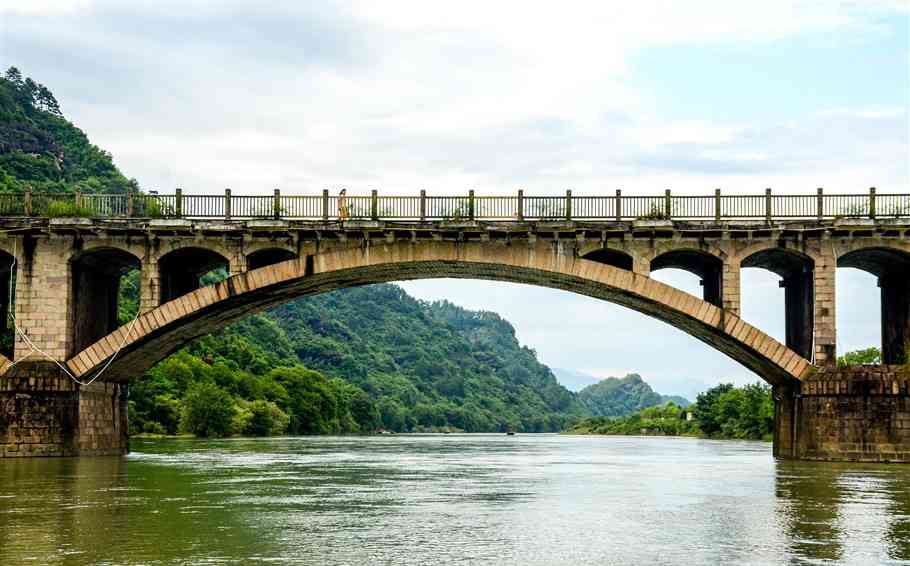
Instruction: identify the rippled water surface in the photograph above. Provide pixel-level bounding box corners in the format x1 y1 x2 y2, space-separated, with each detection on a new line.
1 434 909 565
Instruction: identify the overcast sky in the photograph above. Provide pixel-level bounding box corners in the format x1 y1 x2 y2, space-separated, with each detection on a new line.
3 1 908 398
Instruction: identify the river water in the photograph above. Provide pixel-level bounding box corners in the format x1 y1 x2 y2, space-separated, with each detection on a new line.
0 434 908 565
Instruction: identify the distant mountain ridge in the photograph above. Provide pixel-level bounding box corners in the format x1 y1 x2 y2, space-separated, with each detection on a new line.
576 373 690 417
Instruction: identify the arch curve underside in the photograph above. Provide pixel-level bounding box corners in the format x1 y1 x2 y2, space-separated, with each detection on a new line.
66 241 813 386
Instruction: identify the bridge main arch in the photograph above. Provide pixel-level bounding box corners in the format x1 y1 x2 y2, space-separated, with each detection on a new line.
66 240 812 388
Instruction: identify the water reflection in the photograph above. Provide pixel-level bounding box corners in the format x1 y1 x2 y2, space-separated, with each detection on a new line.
0 436 908 565
775 460 910 564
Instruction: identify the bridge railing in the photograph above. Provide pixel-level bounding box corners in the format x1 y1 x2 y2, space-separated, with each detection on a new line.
1 188 908 221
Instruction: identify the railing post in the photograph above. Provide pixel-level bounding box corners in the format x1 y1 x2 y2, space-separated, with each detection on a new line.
371 189 378 220
869 187 876 219
175 187 183 218
517 189 524 221
714 189 721 222
273 188 281 220
664 189 671 218
817 187 823 220
127 189 134 218
322 189 329 221
615 189 622 221
24 186 32 216
419 189 426 221
765 188 772 224
468 190 475 220
565 189 572 220
74 189 82 212
224 188 231 220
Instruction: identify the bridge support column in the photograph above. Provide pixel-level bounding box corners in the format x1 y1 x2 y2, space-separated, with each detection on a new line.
139 257 160 314
773 384 798 458
0 364 128 457
722 257 740 316
880 275 910 364
775 367 910 462
812 250 837 366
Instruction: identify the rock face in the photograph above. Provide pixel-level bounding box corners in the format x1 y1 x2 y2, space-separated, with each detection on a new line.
775 365 910 462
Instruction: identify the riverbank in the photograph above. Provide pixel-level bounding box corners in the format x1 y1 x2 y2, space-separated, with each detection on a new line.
565 383 775 442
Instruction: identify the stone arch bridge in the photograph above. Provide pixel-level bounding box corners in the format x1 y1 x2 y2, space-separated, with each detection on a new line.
0 190 909 461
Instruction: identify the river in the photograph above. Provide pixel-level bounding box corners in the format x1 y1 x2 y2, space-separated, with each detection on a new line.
0 434 908 565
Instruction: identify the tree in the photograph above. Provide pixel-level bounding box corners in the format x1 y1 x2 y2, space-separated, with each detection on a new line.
4 67 22 86
36 84 61 115
245 400 290 436
180 382 235 438
838 347 881 367
693 383 734 436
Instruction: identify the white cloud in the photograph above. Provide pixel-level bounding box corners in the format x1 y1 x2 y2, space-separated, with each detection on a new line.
0 0 96 16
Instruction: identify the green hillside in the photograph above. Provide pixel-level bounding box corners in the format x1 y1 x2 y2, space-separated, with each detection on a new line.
0 66 137 194
576 373 689 417
157 286 589 435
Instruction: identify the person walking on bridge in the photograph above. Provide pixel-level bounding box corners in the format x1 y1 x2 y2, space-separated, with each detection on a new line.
338 188 348 221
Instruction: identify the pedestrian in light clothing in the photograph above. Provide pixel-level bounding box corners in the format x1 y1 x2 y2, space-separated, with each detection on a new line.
338 189 348 221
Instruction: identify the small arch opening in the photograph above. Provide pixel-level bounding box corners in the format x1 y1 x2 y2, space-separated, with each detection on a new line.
581 248 633 271
247 248 298 271
837 247 910 364
0 249 16 359
741 248 814 360
159 247 229 304
71 247 141 354
650 250 723 307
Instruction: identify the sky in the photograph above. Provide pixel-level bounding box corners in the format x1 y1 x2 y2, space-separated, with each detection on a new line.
2 1 908 398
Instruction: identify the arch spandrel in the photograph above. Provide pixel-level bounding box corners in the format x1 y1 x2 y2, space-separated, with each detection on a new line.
64 240 812 386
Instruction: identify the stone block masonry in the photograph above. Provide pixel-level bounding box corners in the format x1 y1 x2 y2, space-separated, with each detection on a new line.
0 363 127 457
778 366 910 462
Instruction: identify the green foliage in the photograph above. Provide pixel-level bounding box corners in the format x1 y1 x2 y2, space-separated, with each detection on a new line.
576 373 688 416
45 200 94 218
0 67 138 195
180 382 236 438
838 347 882 367
244 400 291 436
570 382 774 441
569 402 697 436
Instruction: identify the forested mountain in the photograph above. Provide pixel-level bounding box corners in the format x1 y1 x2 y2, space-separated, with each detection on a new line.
0 67 137 194
157 286 589 434
577 373 690 417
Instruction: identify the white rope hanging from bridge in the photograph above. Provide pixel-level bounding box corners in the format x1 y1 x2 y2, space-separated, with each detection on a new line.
5 237 141 387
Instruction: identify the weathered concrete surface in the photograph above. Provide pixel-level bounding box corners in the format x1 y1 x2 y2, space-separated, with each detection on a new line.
0 364 127 457
776 366 910 462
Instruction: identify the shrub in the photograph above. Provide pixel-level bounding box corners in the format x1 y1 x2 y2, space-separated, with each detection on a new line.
180 381 236 438
244 400 291 436
45 200 94 218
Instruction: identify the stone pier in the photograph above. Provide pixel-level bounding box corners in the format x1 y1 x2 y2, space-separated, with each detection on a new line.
0 364 128 457
776 366 910 462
